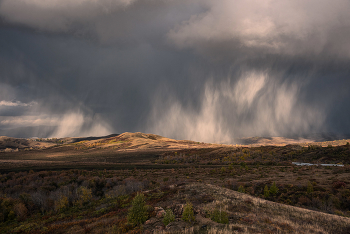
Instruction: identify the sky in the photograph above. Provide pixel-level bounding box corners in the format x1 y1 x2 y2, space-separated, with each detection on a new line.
0 0 350 142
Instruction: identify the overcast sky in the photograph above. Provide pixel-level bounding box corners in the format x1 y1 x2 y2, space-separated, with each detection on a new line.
0 0 350 142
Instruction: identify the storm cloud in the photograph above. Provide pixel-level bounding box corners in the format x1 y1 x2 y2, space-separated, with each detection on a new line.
0 0 349 142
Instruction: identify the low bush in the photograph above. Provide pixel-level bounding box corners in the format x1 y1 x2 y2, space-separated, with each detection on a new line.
182 202 195 223
264 185 270 198
55 195 69 213
163 209 175 226
270 182 279 196
127 192 148 225
75 186 92 206
238 185 245 193
307 181 314 194
210 207 229 224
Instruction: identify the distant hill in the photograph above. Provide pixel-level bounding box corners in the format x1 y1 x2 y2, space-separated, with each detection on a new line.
1 132 350 153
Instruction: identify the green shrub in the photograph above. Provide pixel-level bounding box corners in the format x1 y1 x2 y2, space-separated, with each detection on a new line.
8 210 16 220
55 195 69 213
240 162 247 169
163 209 175 226
75 186 92 206
13 223 40 233
307 181 314 194
238 185 245 193
127 192 148 225
264 185 270 198
210 207 229 224
269 182 279 196
182 202 195 223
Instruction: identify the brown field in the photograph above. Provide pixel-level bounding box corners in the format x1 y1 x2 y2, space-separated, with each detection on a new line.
0 132 350 233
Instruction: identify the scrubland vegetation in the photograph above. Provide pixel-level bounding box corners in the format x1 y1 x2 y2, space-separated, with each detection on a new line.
0 133 350 233
1 164 350 233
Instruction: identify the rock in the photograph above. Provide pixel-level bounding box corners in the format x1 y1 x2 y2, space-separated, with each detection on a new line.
154 206 166 218
154 206 164 212
173 204 184 217
156 209 166 218
155 225 164 231
145 217 157 225
165 219 191 232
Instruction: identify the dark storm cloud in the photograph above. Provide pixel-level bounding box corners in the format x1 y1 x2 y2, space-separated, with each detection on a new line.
0 0 349 141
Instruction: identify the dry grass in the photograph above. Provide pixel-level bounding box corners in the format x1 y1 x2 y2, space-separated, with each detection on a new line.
183 183 350 234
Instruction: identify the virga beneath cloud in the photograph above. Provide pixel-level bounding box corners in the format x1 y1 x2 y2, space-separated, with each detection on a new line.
0 0 349 140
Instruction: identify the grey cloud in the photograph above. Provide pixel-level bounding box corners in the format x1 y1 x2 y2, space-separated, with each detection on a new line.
0 0 349 140
0 0 137 32
167 0 350 60
0 0 205 46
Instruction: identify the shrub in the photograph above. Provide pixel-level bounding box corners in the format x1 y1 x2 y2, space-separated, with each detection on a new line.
14 203 28 220
334 210 345 216
298 196 311 206
238 185 245 193
264 185 270 198
182 202 195 223
127 192 148 225
13 223 40 233
8 210 16 220
307 181 313 194
333 181 346 190
55 195 69 213
163 209 175 226
210 207 229 224
240 162 247 169
19 193 32 206
269 182 279 196
75 186 92 206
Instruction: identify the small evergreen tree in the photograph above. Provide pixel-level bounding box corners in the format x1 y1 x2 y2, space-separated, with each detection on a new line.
307 181 314 194
210 206 229 224
269 182 279 196
238 185 245 193
264 185 270 198
182 202 195 223
127 193 148 225
163 209 175 226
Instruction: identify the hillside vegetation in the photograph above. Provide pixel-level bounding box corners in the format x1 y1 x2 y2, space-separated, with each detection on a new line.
0 133 350 233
